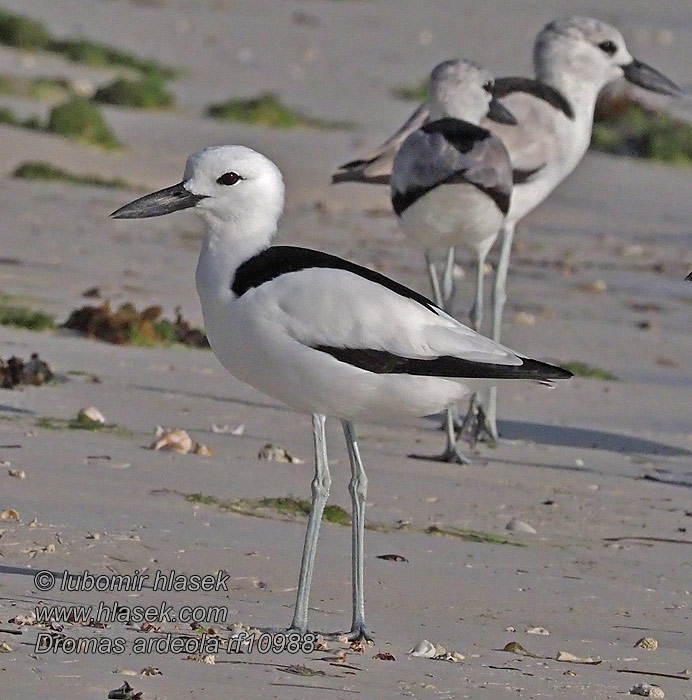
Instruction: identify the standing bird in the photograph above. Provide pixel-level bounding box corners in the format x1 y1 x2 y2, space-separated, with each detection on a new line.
390 60 516 461
111 145 572 640
333 16 683 440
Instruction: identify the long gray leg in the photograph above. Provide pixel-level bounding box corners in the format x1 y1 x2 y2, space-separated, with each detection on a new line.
289 413 331 632
439 403 471 464
487 222 516 440
423 250 467 460
461 249 499 443
492 222 515 343
441 246 456 314
424 250 444 308
469 250 487 333
341 420 372 642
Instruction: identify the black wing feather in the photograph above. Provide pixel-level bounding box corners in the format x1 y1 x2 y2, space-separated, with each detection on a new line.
491 77 575 120
232 246 440 315
315 346 573 380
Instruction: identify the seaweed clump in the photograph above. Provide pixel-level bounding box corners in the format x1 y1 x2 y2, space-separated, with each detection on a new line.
63 302 208 348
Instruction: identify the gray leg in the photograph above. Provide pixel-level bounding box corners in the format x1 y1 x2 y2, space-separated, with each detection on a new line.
341 420 372 642
486 223 516 441
492 223 515 343
458 389 498 445
439 404 471 464
424 250 444 308
424 250 466 454
469 250 487 333
441 246 456 314
289 413 331 632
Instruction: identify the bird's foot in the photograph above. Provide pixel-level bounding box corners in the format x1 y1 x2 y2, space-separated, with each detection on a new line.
409 444 471 464
436 406 464 432
458 400 498 447
347 623 374 644
408 443 472 464
439 444 471 464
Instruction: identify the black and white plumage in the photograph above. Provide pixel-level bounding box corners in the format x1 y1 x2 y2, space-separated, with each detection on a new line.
111 144 571 641
389 60 516 460
333 16 683 441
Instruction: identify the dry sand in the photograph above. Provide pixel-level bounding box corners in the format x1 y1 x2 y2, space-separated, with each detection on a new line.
0 1 691 698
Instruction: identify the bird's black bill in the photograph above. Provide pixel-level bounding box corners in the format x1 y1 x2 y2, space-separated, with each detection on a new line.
686 271 692 281
487 95 517 125
110 182 206 219
623 59 684 97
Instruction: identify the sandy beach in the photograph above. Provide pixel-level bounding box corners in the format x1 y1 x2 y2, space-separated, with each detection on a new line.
0 2 691 698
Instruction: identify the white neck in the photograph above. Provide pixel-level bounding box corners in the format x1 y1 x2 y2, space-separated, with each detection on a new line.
428 94 485 125
538 66 604 123
195 212 276 309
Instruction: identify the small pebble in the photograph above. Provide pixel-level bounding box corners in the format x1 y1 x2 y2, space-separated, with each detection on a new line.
512 311 536 326
577 279 607 293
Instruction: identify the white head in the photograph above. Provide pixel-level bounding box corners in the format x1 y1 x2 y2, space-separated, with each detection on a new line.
534 16 682 98
111 145 286 234
428 59 516 125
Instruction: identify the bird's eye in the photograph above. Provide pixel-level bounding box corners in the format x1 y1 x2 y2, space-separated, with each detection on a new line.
483 80 493 92
216 171 241 186
598 40 617 56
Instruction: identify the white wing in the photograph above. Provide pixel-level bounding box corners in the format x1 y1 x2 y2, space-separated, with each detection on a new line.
332 102 431 184
245 267 521 366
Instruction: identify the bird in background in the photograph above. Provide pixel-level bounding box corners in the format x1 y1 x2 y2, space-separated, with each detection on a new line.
333 15 683 442
111 145 572 640
390 59 515 461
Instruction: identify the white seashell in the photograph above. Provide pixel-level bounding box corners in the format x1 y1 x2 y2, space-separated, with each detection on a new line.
630 683 664 698
151 428 193 453
555 650 600 664
192 442 214 456
257 444 304 463
506 518 537 534
409 639 436 658
433 651 465 662
78 406 106 424
526 626 550 635
634 637 658 650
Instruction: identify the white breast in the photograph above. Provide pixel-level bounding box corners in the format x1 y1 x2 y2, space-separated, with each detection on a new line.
399 184 504 256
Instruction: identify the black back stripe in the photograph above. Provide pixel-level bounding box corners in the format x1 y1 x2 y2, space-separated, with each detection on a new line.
231 246 440 315
492 77 575 120
314 346 573 380
393 119 511 216
451 174 511 214
393 176 509 217
420 118 490 152
513 165 545 184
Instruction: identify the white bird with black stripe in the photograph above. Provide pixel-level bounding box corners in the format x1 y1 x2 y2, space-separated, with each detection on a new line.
390 59 515 461
111 144 572 641
333 16 683 440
